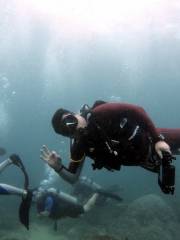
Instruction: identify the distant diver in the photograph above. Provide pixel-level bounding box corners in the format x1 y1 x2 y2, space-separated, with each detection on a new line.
35 187 99 231
41 100 179 195
0 157 99 231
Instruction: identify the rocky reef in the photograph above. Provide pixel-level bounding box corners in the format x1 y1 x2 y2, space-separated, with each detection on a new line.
0 194 180 240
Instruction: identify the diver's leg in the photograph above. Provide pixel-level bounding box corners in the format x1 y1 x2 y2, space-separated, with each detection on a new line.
0 183 27 196
0 158 12 173
83 193 99 212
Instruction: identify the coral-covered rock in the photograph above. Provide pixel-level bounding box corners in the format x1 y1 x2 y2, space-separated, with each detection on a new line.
111 194 180 240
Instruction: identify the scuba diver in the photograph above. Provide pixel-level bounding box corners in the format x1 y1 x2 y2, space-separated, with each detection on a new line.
0 157 99 231
41 100 179 195
72 176 123 204
36 187 99 230
0 154 32 229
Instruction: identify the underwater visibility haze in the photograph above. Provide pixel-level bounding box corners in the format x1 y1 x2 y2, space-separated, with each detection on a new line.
0 0 180 239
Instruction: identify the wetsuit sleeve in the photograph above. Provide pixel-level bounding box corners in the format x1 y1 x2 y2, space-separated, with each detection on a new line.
55 159 85 184
68 139 85 173
55 140 85 184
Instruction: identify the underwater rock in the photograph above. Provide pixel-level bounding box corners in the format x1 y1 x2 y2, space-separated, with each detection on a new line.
111 194 180 240
126 194 177 224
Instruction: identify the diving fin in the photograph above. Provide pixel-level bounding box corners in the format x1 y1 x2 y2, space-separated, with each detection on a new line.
19 190 32 230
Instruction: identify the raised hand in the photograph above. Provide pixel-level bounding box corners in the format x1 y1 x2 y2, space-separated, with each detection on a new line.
40 145 62 171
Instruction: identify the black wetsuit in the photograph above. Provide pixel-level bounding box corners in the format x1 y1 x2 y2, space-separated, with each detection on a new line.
68 103 163 172
67 102 180 173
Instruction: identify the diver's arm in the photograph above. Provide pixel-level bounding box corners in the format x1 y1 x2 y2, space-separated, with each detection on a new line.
40 145 85 184
55 157 85 184
0 158 12 173
0 183 27 197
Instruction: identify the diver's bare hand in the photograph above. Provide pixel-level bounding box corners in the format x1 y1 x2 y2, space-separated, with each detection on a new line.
155 141 171 159
40 145 62 171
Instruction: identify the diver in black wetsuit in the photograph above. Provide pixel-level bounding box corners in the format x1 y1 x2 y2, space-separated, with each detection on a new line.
0 157 99 230
36 187 98 220
41 100 178 194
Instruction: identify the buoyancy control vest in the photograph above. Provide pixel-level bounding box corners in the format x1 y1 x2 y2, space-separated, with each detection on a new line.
78 101 151 171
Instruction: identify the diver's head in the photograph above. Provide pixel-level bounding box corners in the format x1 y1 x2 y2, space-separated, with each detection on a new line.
52 108 87 138
51 108 78 137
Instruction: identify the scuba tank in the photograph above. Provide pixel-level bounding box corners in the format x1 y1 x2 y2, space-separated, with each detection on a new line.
59 191 78 204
